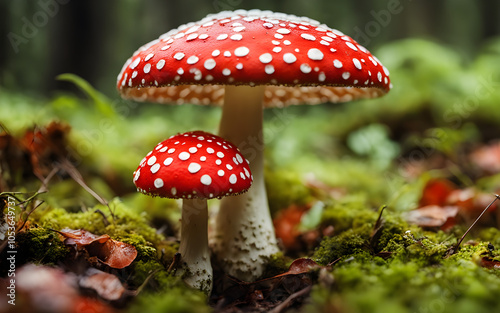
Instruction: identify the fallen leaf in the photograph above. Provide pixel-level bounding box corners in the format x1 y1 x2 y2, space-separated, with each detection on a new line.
479 257 500 269
470 142 500 174
404 205 459 229
273 205 310 251
79 268 127 301
57 228 138 269
419 179 457 207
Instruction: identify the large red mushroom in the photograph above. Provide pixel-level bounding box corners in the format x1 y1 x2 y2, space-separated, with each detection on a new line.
118 9 391 281
133 130 252 293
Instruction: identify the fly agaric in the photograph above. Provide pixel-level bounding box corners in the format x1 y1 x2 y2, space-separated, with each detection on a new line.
133 130 252 293
118 9 391 281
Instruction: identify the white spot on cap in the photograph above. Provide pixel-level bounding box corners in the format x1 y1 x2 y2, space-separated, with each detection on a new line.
177 68 184 75
265 65 275 74
212 50 220 57
222 68 231 76
145 53 154 62
130 58 140 69
216 159 222 165
301 33 316 41
273 47 282 53
189 147 198 153
216 151 224 158
224 51 231 57
207 147 214 154
353 58 362 70
377 71 383 82
179 152 190 160
154 178 164 188
171 187 177 195
259 53 273 64
229 174 237 184
164 157 173 166
230 34 243 40
186 33 198 41
318 72 326 81
236 63 243 70
274 33 284 39
342 72 350 80
218 169 225 176
217 34 228 40
151 163 160 174
156 59 166 70
283 53 297 63
234 46 249 57
147 156 157 166
283 40 291 45
277 28 291 34
204 59 216 70
263 22 273 28
226 164 233 170
201 174 212 186
143 63 151 73
236 153 243 164
187 56 199 64
188 162 201 173
244 168 250 178
346 42 358 51
333 59 343 68
300 63 312 73
200 156 207 161
131 71 138 78
199 34 209 40
233 26 245 32
174 53 185 60
307 48 324 60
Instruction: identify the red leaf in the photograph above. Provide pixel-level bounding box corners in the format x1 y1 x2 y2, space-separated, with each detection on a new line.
419 179 457 207
273 205 309 251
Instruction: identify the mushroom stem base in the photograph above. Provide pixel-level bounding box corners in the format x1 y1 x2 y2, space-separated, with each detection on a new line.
213 85 279 281
178 198 213 294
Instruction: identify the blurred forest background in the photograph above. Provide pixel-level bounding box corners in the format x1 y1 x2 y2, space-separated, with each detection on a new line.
1 0 500 97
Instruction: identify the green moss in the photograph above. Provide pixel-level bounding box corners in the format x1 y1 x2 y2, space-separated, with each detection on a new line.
15 227 68 266
261 251 290 278
128 287 211 313
31 198 164 261
320 197 378 234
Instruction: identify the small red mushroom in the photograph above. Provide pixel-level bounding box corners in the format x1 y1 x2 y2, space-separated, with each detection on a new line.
118 9 391 281
133 130 252 293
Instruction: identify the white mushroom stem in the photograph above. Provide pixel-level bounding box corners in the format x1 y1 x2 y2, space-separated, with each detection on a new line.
212 85 279 281
178 198 213 294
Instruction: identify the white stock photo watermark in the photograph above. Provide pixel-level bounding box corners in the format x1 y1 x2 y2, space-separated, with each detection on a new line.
1 196 18 306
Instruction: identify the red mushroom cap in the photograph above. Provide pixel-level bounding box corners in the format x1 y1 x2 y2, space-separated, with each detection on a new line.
133 131 253 199
117 9 391 107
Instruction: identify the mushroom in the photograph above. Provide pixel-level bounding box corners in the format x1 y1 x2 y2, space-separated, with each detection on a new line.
117 9 391 281
132 130 252 293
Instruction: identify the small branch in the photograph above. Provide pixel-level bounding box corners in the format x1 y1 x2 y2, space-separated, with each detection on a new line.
269 285 312 313
447 194 500 256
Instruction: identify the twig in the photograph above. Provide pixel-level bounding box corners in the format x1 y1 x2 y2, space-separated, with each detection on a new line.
447 194 500 256
269 285 312 313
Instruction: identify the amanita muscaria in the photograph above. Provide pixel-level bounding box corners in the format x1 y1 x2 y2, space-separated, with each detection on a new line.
133 130 252 293
118 9 391 281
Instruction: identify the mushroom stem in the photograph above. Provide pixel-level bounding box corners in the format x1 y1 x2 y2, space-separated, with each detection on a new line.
178 198 213 293
213 85 279 281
